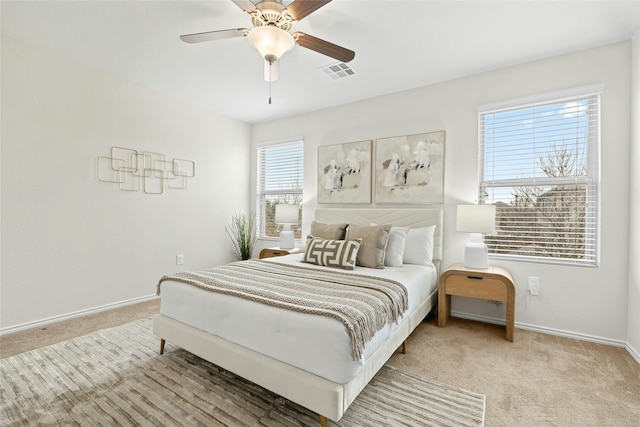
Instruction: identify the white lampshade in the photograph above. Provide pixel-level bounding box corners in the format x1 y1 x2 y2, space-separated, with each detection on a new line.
275 204 299 224
456 204 496 234
275 204 298 249
247 26 294 64
456 204 496 269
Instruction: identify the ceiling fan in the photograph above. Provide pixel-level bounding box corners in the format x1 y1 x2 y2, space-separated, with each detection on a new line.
180 0 355 85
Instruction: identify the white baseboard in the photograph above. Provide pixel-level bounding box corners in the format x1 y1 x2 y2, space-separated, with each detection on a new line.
450 311 639 363
0 294 159 336
626 342 640 364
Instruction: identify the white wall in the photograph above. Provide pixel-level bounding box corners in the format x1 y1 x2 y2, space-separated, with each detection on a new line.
252 42 632 344
0 37 251 330
628 32 640 359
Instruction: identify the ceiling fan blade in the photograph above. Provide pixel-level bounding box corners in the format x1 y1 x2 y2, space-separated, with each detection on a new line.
286 0 332 21
180 28 248 44
294 32 355 62
231 0 257 13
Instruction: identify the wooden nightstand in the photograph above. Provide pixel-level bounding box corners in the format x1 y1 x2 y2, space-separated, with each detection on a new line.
259 247 304 259
438 263 515 342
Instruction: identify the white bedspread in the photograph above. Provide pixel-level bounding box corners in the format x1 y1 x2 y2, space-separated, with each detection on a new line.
159 254 437 383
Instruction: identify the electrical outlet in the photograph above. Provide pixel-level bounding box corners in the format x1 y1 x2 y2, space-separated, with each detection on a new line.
528 276 540 295
176 254 184 265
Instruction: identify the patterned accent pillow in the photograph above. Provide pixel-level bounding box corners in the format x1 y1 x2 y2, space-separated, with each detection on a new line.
303 237 362 270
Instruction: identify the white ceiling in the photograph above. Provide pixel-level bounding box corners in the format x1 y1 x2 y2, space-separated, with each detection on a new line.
2 1 639 124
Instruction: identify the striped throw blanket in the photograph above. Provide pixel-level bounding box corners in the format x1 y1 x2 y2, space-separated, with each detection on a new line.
157 260 408 360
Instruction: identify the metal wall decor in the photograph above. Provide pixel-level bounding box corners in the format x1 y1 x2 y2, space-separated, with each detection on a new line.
98 146 195 194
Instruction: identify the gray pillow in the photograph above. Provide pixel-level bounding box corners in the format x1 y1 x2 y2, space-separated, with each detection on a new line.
346 223 392 268
310 221 348 240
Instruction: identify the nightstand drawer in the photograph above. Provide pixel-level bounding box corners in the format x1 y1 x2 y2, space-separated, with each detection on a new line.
259 247 304 259
445 275 508 301
262 250 289 258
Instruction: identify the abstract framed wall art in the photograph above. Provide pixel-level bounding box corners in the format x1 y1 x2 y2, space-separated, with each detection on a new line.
374 131 445 204
317 140 372 204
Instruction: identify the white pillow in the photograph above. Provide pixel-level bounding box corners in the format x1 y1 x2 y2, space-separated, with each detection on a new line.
403 226 436 266
384 226 409 267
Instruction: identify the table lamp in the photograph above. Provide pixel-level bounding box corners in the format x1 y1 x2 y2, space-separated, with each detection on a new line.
456 204 496 269
275 204 299 249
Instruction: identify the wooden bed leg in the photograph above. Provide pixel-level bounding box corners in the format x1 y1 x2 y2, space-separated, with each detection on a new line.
402 340 407 354
159 339 165 355
319 415 328 427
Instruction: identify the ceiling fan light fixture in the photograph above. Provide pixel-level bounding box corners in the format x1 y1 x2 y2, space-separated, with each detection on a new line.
247 26 294 63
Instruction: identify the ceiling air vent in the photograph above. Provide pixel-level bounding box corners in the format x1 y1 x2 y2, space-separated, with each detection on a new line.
320 62 355 80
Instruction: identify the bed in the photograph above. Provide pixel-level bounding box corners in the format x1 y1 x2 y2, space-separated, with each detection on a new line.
153 208 443 426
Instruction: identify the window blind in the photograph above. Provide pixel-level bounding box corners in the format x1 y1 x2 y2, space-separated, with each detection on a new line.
478 89 600 266
256 140 304 239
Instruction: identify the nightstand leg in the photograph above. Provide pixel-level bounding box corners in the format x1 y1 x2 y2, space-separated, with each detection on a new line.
438 294 451 327
506 292 515 342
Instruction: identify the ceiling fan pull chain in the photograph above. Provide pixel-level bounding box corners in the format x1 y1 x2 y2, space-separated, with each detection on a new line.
268 61 273 104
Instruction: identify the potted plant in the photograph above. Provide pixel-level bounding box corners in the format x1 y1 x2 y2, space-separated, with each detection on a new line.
225 211 257 260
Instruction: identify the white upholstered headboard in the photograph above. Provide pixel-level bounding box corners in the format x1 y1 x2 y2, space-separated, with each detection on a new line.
314 208 443 266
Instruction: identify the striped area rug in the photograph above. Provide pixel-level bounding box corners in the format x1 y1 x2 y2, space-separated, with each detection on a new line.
1 318 485 426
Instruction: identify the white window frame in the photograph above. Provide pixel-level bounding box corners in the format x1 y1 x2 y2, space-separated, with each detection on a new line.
477 84 602 267
255 139 304 241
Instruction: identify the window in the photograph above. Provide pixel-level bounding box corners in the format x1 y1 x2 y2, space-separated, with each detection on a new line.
256 140 303 240
478 86 601 266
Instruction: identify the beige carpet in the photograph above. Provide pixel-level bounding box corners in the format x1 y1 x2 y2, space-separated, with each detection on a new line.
0 299 161 358
389 316 640 427
3 300 639 426
1 317 486 426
